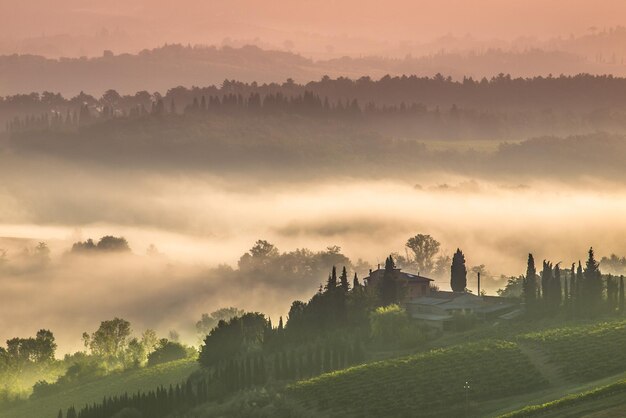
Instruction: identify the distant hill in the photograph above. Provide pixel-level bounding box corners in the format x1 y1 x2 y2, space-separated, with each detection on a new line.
3 44 626 96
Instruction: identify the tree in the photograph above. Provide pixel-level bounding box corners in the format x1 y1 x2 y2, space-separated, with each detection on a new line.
353 273 361 288
405 234 440 275
34 329 56 362
523 254 537 312
450 249 467 292
96 236 130 252
340 266 350 292
584 247 603 315
196 308 244 339
619 276 624 313
86 318 132 360
380 255 398 305
325 266 338 292
147 339 188 366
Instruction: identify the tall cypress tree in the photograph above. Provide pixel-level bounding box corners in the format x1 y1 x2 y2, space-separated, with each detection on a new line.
576 261 584 316
353 273 361 288
380 255 398 305
325 266 338 292
340 266 350 292
541 260 553 311
450 249 467 292
523 254 537 313
619 276 624 313
584 247 603 316
553 263 562 311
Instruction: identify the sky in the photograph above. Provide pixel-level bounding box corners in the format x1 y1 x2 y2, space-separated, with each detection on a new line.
2 0 626 57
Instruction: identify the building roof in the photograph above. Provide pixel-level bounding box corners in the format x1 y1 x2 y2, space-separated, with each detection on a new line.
364 268 434 284
409 291 516 313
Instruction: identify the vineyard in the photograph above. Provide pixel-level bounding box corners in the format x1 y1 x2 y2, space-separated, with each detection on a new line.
287 340 548 418
518 320 626 382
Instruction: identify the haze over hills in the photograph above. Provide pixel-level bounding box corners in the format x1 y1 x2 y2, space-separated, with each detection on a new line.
4 43 626 96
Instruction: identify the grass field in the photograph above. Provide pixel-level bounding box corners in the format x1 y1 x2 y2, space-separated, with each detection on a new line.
0 359 198 418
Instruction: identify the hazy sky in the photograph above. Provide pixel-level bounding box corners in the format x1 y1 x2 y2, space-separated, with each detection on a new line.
2 0 626 56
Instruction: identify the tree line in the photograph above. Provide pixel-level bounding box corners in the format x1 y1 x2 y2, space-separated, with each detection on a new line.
523 248 626 317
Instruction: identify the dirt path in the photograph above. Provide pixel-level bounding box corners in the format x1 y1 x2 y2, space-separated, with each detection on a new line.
517 343 569 388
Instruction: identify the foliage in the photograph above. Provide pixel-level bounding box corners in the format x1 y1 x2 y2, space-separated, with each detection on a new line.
196 307 245 341
198 313 269 368
147 340 191 367
405 234 441 276
450 248 467 292
369 305 425 348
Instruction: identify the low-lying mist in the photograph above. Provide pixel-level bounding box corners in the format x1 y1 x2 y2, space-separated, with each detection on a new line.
2 155 626 354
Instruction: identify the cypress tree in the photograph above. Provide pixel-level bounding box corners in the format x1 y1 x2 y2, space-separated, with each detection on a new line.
380 255 398 305
353 273 361 288
553 263 562 310
584 247 603 315
340 266 350 292
576 261 584 316
325 266 338 292
523 254 537 313
541 260 553 311
57 410 63 418
450 249 467 292
619 276 624 313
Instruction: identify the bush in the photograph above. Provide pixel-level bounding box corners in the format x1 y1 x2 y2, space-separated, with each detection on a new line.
147 340 188 367
369 304 425 348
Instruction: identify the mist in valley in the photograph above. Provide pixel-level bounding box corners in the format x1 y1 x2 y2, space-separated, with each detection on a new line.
2 154 626 354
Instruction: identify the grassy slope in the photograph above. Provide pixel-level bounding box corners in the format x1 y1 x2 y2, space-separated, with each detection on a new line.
0 359 198 418
286 317 626 418
497 378 626 417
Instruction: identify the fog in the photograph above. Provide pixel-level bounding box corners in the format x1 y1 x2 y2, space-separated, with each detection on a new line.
2 154 626 354
2 0 626 58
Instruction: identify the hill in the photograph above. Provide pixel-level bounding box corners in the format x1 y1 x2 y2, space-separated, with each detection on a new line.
0 359 198 418
285 319 626 418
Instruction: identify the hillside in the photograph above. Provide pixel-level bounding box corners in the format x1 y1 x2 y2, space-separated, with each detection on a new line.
285 319 626 418
0 359 198 418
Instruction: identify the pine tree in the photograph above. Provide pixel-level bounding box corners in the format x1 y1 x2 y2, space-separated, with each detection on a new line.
57 410 63 418
450 249 467 292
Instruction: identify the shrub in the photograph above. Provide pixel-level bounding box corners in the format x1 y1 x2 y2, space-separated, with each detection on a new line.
147 340 188 367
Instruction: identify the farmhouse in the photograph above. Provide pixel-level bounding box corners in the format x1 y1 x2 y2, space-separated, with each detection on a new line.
405 291 520 330
363 267 433 299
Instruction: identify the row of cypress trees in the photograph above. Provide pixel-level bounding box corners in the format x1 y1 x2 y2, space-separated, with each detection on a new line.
523 248 625 317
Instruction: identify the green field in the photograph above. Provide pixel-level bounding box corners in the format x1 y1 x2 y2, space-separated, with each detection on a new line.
0 359 198 418
518 320 626 382
288 340 547 418
499 379 626 417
